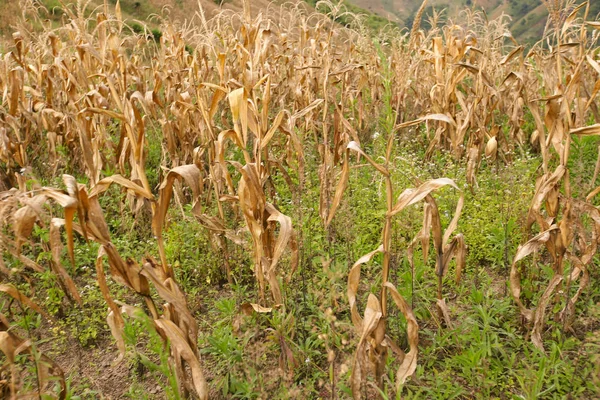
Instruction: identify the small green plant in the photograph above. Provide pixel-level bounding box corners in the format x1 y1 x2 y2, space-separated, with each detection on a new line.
123 310 182 400
151 29 162 42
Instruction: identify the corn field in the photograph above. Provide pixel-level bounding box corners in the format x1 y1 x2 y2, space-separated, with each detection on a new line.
0 0 599 398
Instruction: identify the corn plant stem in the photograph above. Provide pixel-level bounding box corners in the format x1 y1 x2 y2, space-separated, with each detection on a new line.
381 176 393 317
561 265 574 342
503 200 510 297
330 319 337 400
17 302 42 400
437 267 443 302
411 250 415 311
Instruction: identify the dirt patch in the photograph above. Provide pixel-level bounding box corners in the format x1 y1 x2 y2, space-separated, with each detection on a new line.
38 330 162 399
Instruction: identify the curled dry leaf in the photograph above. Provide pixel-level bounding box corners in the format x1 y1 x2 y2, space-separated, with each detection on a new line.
12 195 47 252
389 178 459 217
326 149 349 227
96 246 126 361
0 314 66 399
351 293 383 400
347 141 388 176
49 218 81 304
385 283 419 389
0 284 48 318
240 302 274 315
265 203 295 278
442 233 466 283
347 245 384 330
436 298 453 328
154 319 208 400
152 164 203 274
531 274 563 352
510 225 558 322
89 174 154 199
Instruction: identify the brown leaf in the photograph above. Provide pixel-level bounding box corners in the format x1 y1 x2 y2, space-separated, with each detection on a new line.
240 302 274 315
153 165 203 272
569 123 600 136
351 294 383 400
442 195 464 248
96 246 126 361
348 245 384 330
89 174 154 199
261 110 285 149
385 283 418 388
0 284 47 318
265 203 294 276
155 319 207 400
395 113 456 130
228 87 248 146
13 198 44 253
500 46 523 65
390 178 459 217
0 331 17 363
528 167 565 226
49 219 81 304
436 298 453 328
347 141 388 176
442 233 466 282
510 226 558 321
141 259 197 345
326 149 349 227
531 274 563 352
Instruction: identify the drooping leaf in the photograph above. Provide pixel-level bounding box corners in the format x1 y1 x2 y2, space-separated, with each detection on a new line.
385 283 419 388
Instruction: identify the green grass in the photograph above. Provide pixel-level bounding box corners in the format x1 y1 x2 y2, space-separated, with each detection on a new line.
5 128 600 398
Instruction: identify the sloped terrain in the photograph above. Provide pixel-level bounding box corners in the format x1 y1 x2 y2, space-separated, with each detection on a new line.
348 0 600 45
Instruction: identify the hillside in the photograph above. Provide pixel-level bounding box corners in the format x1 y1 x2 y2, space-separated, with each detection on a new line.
2 0 598 44
348 0 600 45
0 0 285 35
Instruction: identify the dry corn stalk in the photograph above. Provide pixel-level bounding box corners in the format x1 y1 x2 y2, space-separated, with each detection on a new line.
509 3 600 352
340 120 462 396
0 173 207 399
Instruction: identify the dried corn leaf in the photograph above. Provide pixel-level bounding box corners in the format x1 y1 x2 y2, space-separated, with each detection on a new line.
89 174 154 199
531 274 563 352
49 218 81 304
385 282 418 388
348 245 384 330
351 293 382 400
326 149 349 227
442 196 464 248
570 123 600 136
265 203 295 299
240 303 273 315
395 113 456 130
510 225 558 321
442 233 466 282
155 319 207 400
228 87 248 146
96 246 126 361
390 178 459 217
347 141 388 176
153 165 202 272
0 284 47 317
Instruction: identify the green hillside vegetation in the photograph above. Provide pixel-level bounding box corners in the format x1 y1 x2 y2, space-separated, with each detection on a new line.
305 0 394 31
